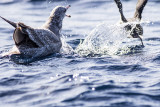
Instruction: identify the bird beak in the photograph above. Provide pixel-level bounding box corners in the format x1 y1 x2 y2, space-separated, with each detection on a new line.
65 14 71 18
65 5 71 18
66 5 71 10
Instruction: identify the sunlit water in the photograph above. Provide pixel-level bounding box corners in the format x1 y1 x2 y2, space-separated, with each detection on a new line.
0 0 160 107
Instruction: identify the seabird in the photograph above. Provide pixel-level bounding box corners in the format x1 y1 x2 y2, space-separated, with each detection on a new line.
0 5 71 57
114 0 148 46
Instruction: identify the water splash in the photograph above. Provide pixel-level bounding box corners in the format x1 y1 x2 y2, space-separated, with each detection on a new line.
60 35 74 55
75 22 143 57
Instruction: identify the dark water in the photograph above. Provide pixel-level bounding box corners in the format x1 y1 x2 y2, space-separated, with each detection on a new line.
0 0 160 107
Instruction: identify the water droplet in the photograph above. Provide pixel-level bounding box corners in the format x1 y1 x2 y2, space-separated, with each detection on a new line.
92 87 95 91
69 78 72 81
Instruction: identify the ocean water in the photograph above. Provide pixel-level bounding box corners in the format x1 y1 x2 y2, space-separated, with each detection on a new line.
0 0 160 107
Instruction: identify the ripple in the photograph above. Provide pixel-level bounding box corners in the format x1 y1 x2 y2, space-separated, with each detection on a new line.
13 93 39 103
110 91 160 101
94 84 125 91
67 58 85 65
49 75 73 84
0 90 26 97
0 78 21 86
107 65 132 71
0 0 160 107
152 54 160 64
89 64 148 73
0 0 19 5
145 37 160 41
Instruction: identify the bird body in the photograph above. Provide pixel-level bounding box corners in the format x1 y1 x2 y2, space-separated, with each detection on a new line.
0 5 71 57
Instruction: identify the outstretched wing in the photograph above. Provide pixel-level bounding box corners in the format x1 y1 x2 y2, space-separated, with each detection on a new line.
114 0 127 23
0 16 17 28
133 0 148 20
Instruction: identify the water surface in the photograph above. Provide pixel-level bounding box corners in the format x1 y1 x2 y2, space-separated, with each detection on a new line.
0 0 160 107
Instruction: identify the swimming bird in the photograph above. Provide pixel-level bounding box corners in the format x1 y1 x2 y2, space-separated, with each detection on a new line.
114 0 148 46
0 5 71 57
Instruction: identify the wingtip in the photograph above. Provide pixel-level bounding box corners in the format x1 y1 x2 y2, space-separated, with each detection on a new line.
0 16 17 28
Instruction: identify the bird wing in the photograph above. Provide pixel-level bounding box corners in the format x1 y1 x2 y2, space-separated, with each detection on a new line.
18 27 62 57
133 0 148 20
114 0 128 23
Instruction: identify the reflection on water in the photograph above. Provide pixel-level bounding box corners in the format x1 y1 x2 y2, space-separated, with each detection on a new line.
0 0 160 107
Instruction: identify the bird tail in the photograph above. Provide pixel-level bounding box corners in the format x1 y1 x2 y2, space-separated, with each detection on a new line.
0 16 17 28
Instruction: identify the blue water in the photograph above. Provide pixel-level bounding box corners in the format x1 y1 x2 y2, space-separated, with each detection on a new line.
0 0 160 107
